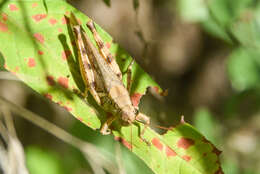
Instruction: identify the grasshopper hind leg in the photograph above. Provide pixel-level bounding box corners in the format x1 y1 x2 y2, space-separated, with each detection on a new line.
86 20 122 79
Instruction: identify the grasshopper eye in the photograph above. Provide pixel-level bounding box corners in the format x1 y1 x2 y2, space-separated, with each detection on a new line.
134 109 139 115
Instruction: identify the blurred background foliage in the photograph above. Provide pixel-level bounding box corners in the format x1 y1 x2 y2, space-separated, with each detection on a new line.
1 0 260 173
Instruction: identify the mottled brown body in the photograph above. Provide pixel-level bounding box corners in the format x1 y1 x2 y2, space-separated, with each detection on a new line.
70 14 150 137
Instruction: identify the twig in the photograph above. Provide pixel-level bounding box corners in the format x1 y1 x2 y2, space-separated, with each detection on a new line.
2 106 17 137
0 96 120 174
0 72 20 81
115 142 126 174
0 108 29 174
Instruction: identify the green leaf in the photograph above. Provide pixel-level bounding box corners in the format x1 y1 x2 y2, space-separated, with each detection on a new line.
229 2 260 48
26 146 63 174
222 159 239 174
177 0 255 43
177 0 208 22
228 48 260 91
177 0 232 42
113 118 223 174
0 0 223 173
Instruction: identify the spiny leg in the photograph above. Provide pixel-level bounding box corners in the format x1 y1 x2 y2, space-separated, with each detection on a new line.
125 60 150 144
100 114 118 135
86 20 122 79
136 112 151 145
72 25 101 105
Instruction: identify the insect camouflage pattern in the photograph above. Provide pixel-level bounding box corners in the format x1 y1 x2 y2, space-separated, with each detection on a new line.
70 14 150 141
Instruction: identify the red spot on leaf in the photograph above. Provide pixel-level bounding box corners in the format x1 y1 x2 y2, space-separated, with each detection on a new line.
152 138 163 151
0 22 8 32
61 50 71 60
202 137 221 156
177 138 194 149
44 93 53 100
64 105 72 112
58 28 62 33
38 50 44 55
32 3 38 8
106 42 111 49
9 4 18 11
34 33 44 44
61 17 67 24
58 76 69 88
212 147 222 156
86 122 92 127
153 86 159 93
114 136 132 150
131 93 143 107
46 76 55 86
202 137 213 145
152 86 168 96
32 14 47 22
28 58 36 67
165 146 177 157
15 66 19 72
65 11 70 15
2 13 8 21
77 117 84 122
48 18 57 25
182 155 191 162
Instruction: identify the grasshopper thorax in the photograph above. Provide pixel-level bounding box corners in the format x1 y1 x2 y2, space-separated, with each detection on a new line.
109 85 137 125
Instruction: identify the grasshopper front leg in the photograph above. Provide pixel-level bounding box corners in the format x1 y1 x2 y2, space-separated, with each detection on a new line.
100 114 118 135
126 60 151 144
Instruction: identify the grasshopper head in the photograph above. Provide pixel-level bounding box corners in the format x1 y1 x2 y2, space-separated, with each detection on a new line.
120 106 137 126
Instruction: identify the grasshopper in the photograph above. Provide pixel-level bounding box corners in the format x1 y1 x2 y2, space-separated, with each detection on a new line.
70 14 150 141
